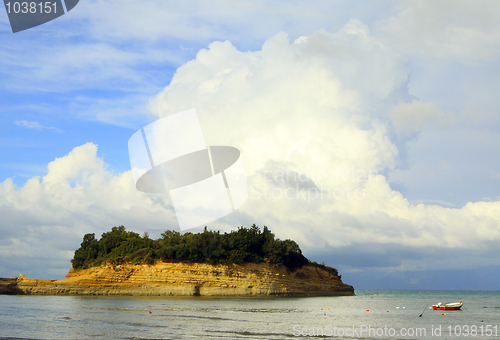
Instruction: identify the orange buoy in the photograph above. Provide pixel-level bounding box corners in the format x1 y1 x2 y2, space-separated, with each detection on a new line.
149 311 152 314
366 310 369 312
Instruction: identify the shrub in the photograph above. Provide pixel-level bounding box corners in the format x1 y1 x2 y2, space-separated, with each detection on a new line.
71 225 327 273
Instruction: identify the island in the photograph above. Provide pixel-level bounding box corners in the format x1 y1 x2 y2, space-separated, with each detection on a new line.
0 225 354 296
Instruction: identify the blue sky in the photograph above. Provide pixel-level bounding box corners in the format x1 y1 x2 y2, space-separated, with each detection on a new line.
1 0 500 290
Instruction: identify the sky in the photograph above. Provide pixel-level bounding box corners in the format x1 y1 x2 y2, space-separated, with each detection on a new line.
1 0 500 290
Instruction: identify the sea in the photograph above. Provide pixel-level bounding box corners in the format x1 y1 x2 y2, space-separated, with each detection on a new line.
1 290 500 340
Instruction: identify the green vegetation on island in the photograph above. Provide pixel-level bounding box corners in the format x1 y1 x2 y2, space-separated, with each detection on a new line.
72 225 337 274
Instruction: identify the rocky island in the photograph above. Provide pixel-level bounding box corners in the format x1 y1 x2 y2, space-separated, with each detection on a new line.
0 225 354 296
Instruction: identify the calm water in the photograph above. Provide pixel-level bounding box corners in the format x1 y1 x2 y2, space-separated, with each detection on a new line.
1 290 500 339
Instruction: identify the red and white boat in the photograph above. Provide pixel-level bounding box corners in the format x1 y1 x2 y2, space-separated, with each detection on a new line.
432 301 463 310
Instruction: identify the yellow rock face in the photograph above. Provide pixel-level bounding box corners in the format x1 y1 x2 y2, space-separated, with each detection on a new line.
1 262 354 296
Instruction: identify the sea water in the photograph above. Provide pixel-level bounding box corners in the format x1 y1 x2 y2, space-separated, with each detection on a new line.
1 290 500 339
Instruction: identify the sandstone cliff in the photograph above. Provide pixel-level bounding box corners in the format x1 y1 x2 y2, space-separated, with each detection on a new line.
0 262 354 296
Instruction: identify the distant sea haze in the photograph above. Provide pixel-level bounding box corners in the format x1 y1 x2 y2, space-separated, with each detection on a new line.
1 290 498 339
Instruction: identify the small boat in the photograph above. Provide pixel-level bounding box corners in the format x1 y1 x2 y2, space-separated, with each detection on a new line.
432 301 463 310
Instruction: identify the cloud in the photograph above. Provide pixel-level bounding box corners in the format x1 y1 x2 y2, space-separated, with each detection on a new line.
3 1 499 134
14 120 63 133
148 24 500 273
390 100 454 138
0 143 177 279
377 0 500 61
68 93 158 129
388 127 500 207
75 0 339 44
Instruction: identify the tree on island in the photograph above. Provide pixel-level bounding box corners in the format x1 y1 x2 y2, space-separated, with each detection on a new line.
71 224 337 274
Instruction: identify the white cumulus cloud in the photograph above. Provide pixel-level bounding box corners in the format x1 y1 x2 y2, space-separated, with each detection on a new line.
0 143 176 278
149 23 500 272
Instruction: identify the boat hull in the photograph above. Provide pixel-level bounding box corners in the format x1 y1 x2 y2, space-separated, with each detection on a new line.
432 301 463 310
432 305 462 310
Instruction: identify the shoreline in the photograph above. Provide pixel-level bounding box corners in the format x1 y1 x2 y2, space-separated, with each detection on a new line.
0 262 354 297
